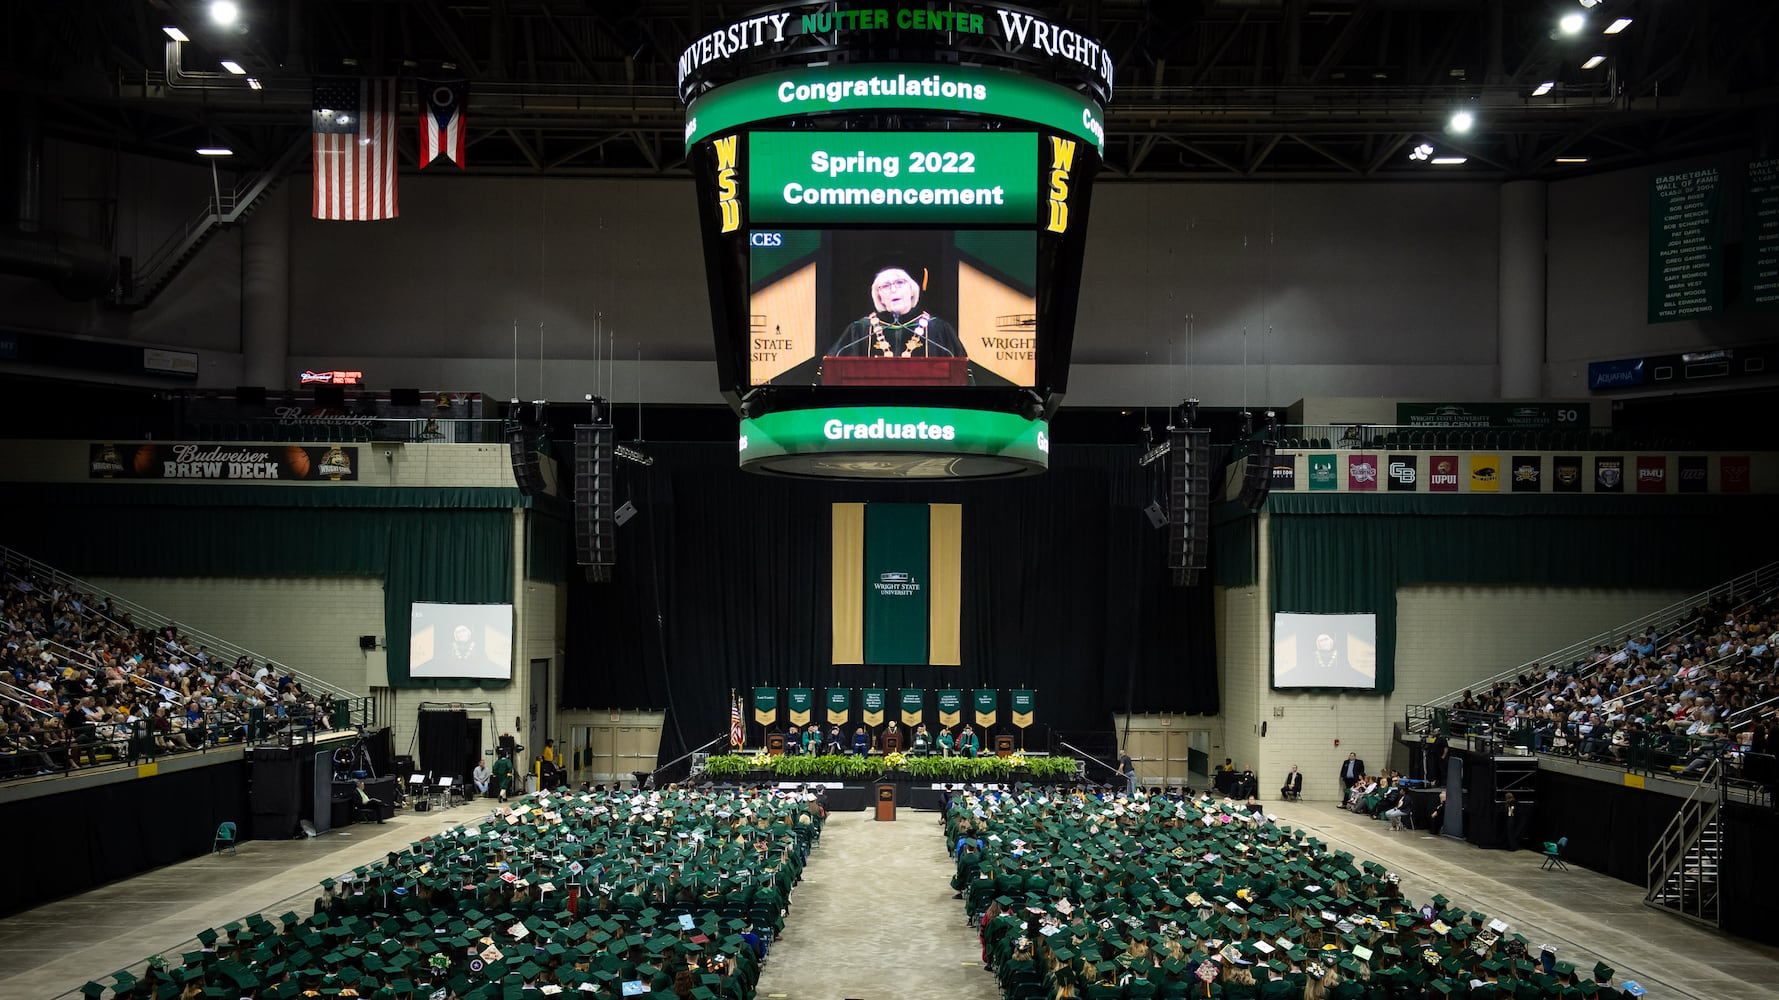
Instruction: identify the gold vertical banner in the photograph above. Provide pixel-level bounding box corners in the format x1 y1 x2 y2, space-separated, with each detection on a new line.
831 502 865 664
928 503 963 666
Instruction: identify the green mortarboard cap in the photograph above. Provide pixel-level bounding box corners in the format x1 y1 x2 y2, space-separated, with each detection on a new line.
1431 983 1455 997
1556 962 1575 977
80 984 107 999
196 929 219 947
1594 962 1613 981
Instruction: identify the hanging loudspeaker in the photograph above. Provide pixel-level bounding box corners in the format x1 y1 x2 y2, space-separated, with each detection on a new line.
1167 427 1211 586
508 423 546 497
575 422 616 578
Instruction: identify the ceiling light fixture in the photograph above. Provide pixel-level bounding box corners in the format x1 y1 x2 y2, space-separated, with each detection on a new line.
1410 143 1435 162
1532 82 1555 97
220 60 246 74
246 78 263 91
1577 0 1602 8
1431 157 1469 165
1447 109 1475 134
1555 157 1589 164
1582 55 1607 69
1604 18 1632 34
210 1 240 27
163 26 189 42
196 147 234 157
1559 13 1586 35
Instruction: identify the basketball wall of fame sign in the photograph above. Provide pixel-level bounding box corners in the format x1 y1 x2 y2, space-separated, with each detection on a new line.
89 443 358 481
1595 456 1625 493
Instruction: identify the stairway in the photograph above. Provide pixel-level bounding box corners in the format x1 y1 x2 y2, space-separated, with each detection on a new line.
1645 756 1724 927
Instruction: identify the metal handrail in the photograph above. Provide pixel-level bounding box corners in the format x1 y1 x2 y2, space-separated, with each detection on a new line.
0 546 363 705
1422 559 1779 709
1645 755 1724 922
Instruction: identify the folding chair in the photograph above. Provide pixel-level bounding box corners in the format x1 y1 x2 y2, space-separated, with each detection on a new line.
213 821 238 855
1540 836 1569 871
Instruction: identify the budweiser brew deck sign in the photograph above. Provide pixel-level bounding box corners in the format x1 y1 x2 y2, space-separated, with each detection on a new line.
90 443 358 481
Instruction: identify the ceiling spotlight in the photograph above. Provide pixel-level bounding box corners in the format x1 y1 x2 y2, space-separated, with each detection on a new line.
246 77 262 90
196 147 234 157
1578 0 1602 8
1431 157 1469 166
210 0 240 27
220 60 246 74
1409 143 1435 162
1582 54 1607 69
163 26 189 42
1559 13 1586 35
1532 81 1555 97
1555 157 1589 164
1447 110 1475 134
1604 18 1632 34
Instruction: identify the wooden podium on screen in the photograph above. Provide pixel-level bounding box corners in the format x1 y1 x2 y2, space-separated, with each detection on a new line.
822 356 968 386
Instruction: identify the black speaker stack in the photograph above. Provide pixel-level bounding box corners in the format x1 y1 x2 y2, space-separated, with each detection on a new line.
1167 426 1212 586
574 418 616 582
508 422 546 497
1238 439 1277 512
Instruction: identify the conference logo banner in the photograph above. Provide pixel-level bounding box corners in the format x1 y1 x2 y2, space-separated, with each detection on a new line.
1595 457 1624 493
861 688 886 726
1428 455 1460 492
1678 455 1708 493
833 502 963 666
900 688 925 726
1307 453 1338 491
1636 456 1668 493
1386 455 1416 492
786 687 814 725
89 443 357 481
1510 456 1542 493
973 689 998 727
1553 456 1584 493
1469 454 1500 493
937 689 963 727
1270 456 1296 491
753 687 779 726
1346 454 1378 491
1721 456 1751 493
825 687 851 724
1010 689 1035 728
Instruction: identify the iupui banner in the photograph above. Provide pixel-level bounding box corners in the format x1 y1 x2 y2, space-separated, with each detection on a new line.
974 689 998 727
937 689 963 727
860 689 886 726
786 688 814 726
825 687 851 724
1010 690 1035 729
90 443 357 481
900 688 925 726
752 687 778 726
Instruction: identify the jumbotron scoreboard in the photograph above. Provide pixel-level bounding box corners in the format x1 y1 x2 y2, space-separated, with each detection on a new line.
681 3 1110 478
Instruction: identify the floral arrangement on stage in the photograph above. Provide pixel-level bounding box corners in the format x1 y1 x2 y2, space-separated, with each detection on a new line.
700 752 1079 782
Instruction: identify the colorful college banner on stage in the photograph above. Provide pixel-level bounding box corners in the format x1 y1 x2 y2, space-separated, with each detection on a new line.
786 688 814 726
861 688 887 726
938 689 963 727
974 689 998 727
825 688 851 724
1010 690 1035 728
831 502 962 666
900 688 925 726
753 687 778 726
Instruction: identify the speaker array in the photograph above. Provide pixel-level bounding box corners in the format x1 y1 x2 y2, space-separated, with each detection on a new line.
574 423 616 581
1167 427 1212 586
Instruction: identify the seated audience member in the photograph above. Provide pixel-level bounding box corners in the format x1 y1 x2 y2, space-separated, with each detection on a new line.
1280 764 1303 800
471 757 491 794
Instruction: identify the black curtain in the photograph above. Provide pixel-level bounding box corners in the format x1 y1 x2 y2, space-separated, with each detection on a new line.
1721 803 1779 944
1 760 249 916
564 442 1219 762
1525 769 1682 884
417 710 470 782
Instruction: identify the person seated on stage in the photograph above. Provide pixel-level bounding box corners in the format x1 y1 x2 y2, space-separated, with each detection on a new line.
911 724 932 755
959 724 980 758
937 727 955 756
352 779 386 824
783 723 802 755
801 724 822 756
851 726 870 756
1280 764 1303 801
824 725 846 755
471 757 491 795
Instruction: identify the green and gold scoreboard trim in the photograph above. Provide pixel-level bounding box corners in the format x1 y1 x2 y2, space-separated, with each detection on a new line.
739 405 1048 478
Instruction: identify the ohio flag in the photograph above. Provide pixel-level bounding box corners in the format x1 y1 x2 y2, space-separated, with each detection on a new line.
419 79 468 169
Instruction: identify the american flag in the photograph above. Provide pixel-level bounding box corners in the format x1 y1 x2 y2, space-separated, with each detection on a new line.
730 690 745 750
312 77 399 221
419 79 468 169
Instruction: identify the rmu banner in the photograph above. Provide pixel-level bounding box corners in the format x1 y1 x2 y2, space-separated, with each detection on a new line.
90 443 357 481
937 689 963 727
786 687 814 725
1010 689 1035 728
900 688 925 726
832 502 962 666
974 689 998 727
825 687 851 724
752 687 779 726
860 688 886 726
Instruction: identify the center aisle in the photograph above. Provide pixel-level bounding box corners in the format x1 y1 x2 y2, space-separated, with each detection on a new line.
756 810 1001 1000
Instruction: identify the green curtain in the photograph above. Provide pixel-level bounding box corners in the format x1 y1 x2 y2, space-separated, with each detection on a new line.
382 510 515 689
1269 515 1404 694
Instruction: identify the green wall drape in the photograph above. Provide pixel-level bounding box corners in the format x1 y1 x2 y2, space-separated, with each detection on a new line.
383 512 515 688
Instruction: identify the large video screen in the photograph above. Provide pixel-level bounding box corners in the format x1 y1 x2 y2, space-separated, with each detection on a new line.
1273 612 1378 690
749 228 1036 387
410 602 513 680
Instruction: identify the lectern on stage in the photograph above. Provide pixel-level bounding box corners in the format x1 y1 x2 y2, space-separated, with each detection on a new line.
881 728 902 753
875 783 897 822
766 733 785 756
822 356 968 387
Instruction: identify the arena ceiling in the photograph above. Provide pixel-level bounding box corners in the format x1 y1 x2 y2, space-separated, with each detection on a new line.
4 0 1776 181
